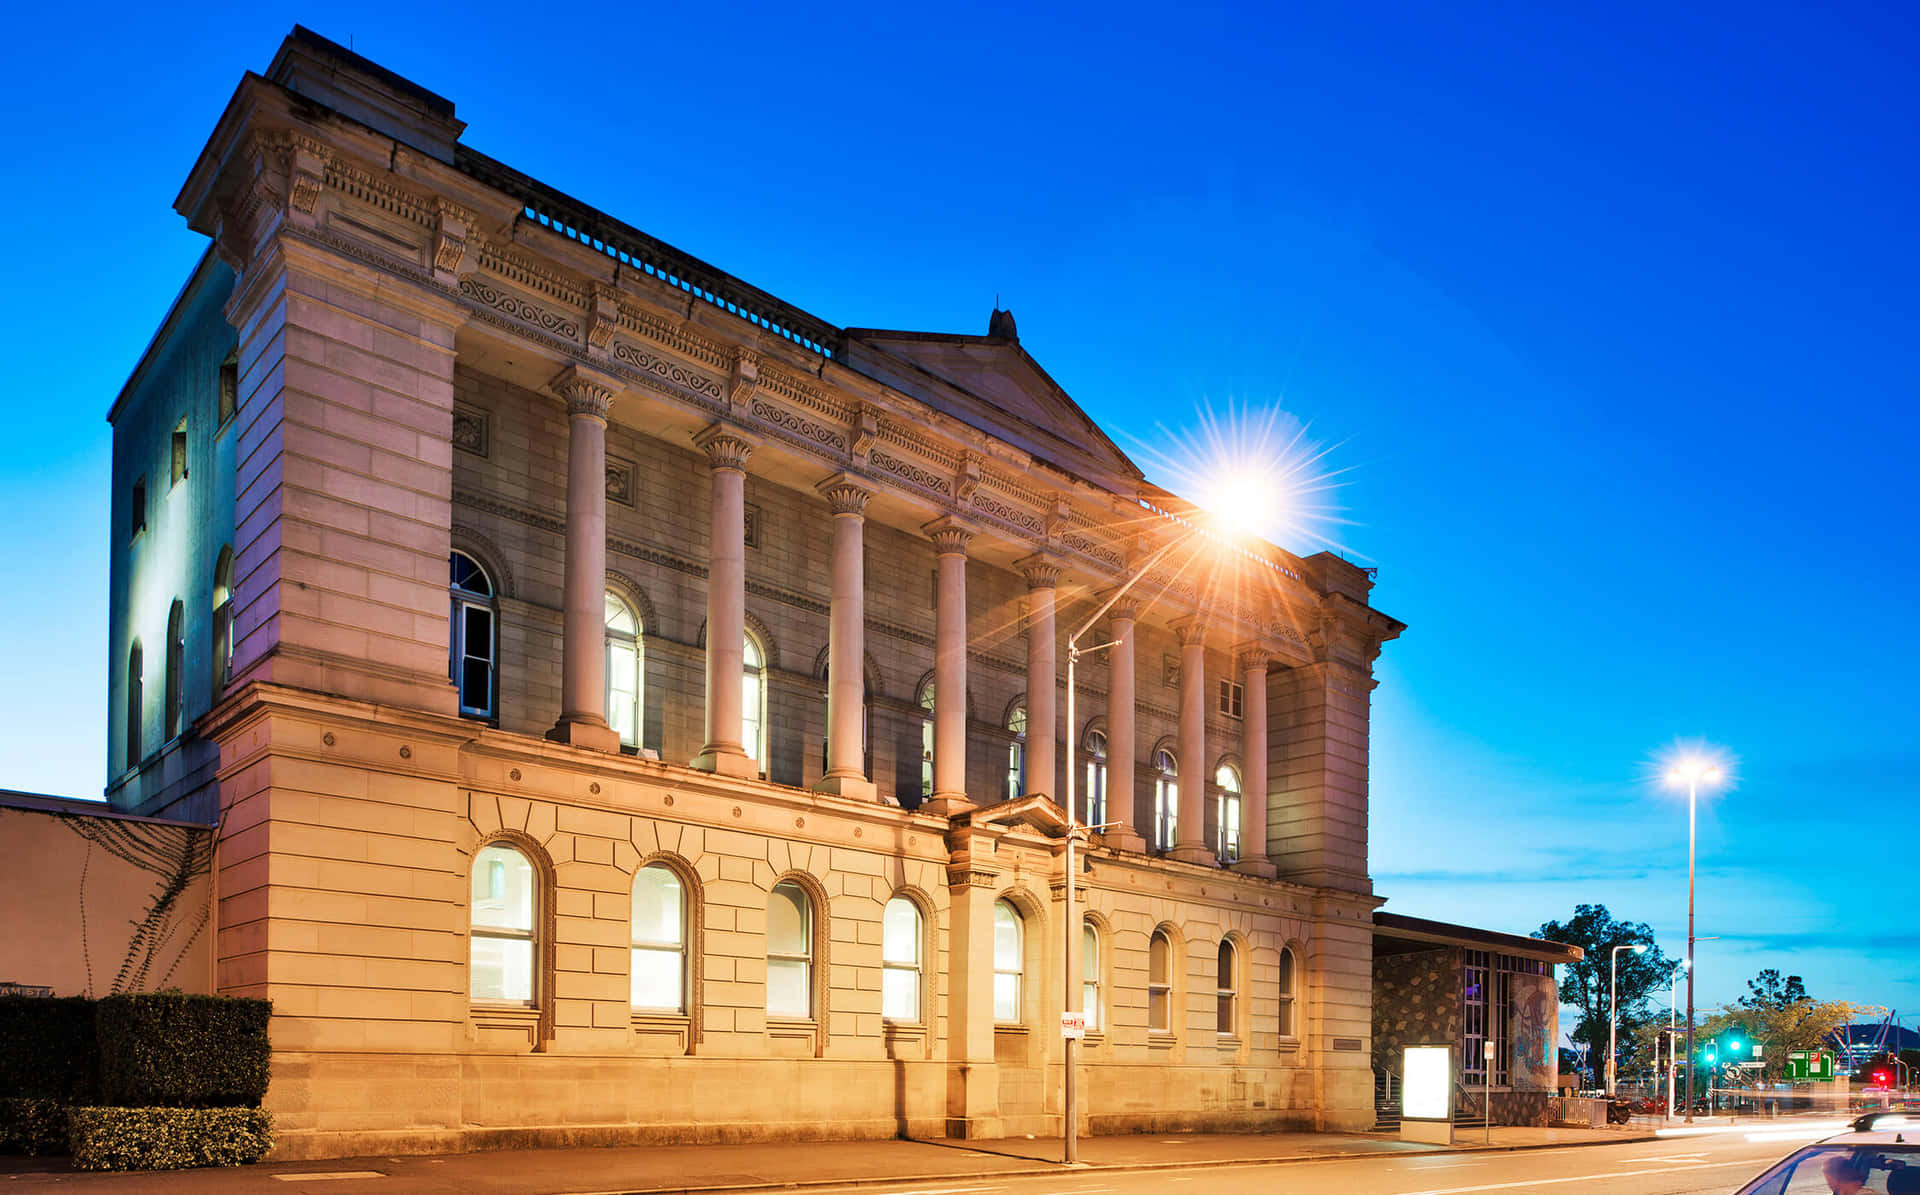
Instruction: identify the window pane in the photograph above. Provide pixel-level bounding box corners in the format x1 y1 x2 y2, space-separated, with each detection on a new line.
743 635 762 668
768 882 809 955
1218 993 1234 1034
605 595 636 634
767 958 810 1017
1082 982 1100 1031
1007 706 1026 735
1149 933 1169 984
993 902 1021 972
993 973 1020 1022
632 866 683 946
461 660 490 711
1082 924 1099 980
882 897 920 966
631 946 683 1011
464 606 493 658
1218 941 1235 987
1216 764 1240 793
882 967 919 1021
472 845 533 930
742 672 762 762
471 935 532 1002
1149 989 1168 1032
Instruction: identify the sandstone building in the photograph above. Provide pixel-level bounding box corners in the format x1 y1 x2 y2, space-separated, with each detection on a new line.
94 28 1567 1158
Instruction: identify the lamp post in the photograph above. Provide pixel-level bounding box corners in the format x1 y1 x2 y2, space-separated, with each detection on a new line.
1059 533 1189 1165
1608 943 1648 1097
1668 759 1721 1123
1666 959 1688 1117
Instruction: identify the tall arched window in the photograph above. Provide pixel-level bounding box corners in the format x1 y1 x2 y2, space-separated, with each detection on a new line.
449 551 496 719
1216 940 1239 1035
767 880 813 1018
916 678 936 801
471 842 537 1004
881 895 923 1023
1083 729 1108 827
742 631 767 768
1081 920 1101 1032
1005 703 1027 799
992 899 1024 1023
126 641 143 770
1216 763 1243 862
1278 945 1299 1038
1153 749 1179 851
605 595 642 749
211 546 234 695
630 864 685 1012
164 600 185 741
1148 928 1174 1034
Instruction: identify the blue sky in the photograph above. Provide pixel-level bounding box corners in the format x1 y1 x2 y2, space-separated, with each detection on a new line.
1 2 1914 1018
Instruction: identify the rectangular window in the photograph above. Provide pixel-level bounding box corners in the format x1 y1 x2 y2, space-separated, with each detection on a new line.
1217 679 1244 718
130 477 146 541
170 423 188 486
218 356 238 426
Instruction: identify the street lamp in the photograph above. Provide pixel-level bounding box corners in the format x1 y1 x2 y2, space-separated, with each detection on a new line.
1608 943 1648 1096
1667 756 1723 1123
1666 959 1689 1117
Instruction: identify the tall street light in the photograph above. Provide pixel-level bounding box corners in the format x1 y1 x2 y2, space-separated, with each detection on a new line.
1608 942 1648 1096
1668 757 1722 1123
1666 958 1689 1117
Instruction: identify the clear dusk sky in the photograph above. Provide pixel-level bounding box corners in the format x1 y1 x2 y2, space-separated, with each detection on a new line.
2 3 1914 1020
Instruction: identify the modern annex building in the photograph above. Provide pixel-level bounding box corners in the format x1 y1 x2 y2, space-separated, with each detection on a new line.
95 28 1570 1159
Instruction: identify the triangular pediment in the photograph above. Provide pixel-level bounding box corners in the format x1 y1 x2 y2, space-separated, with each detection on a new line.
840 323 1144 491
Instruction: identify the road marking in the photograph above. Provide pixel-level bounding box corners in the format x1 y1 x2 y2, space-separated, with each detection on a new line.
1397 1158 1760 1194
270 1174 386 1183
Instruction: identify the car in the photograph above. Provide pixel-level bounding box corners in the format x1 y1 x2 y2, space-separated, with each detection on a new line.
1732 1113 1920 1194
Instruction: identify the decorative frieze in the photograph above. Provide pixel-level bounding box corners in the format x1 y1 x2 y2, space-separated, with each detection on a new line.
871 448 951 496
460 276 579 340
972 492 1043 535
751 397 846 453
610 338 724 401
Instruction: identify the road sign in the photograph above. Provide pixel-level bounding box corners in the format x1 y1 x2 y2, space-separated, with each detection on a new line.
1787 1051 1835 1081
1060 1012 1087 1039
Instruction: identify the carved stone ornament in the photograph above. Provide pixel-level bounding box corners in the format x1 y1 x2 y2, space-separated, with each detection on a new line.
1019 556 1061 590
1046 499 1072 540
851 406 879 459
728 347 760 411
605 456 636 507
1235 642 1274 674
452 406 490 457
817 474 873 518
588 283 621 354
432 197 475 278
693 423 755 472
954 453 982 502
1174 617 1209 648
923 517 974 557
553 366 615 420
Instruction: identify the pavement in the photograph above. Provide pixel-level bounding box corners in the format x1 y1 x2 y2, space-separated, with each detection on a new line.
0 1123 1655 1193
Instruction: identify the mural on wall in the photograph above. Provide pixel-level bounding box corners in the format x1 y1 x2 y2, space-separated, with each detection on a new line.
1372 948 1462 1074
1507 971 1557 1091
63 814 213 995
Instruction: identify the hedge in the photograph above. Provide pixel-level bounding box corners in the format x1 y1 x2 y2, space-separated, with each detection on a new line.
96 993 271 1108
68 1106 273 1171
0 1097 71 1156
0 996 97 1100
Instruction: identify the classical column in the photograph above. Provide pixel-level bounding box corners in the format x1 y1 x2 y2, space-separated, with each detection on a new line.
1167 618 1215 865
815 474 876 800
691 424 759 778
1103 597 1147 852
546 366 621 752
1232 644 1277 877
923 517 974 815
1018 556 1060 802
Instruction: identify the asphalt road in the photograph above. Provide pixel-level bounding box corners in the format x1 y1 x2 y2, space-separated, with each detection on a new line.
800 1130 1809 1195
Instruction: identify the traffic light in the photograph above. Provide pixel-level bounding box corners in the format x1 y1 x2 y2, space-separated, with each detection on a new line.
1874 1069 1893 1087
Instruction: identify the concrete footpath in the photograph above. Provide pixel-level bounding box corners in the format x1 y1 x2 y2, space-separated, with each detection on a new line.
0 1125 1653 1193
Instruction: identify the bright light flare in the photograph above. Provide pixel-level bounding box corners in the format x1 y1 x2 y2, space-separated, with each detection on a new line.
1651 739 1736 793
1123 398 1353 553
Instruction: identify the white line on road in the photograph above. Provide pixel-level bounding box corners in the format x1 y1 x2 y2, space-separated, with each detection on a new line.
1397 1158 1759 1194
270 1175 387 1183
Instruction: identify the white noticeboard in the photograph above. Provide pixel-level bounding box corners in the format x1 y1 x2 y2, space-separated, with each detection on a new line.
1060 1012 1087 1040
1401 1044 1455 1145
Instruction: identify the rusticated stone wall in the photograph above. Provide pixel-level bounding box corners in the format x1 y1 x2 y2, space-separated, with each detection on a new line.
1372 947 1460 1076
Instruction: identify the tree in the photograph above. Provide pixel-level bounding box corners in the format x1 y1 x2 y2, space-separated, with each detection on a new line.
1537 904 1676 1085
1745 969 1809 1010
1698 970 1855 1082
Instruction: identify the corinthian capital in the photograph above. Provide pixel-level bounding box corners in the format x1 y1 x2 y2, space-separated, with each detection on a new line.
816 472 873 518
922 515 975 558
553 365 618 420
1234 641 1275 674
1017 553 1061 590
693 422 757 472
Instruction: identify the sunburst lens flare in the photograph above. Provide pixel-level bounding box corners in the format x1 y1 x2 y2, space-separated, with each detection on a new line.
1655 740 1735 791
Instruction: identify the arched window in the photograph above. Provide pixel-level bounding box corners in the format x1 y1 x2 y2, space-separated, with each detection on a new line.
1153 749 1179 851
1005 703 1027 799
164 600 185 741
1216 763 1243 862
630 864 685 1013
767 880 813 1018
1083 729 1108 827
471 843 537 1004
126 641 143 769
605 595 642 749
1278 945 1299 1038
1081 920 1101 1032
992 899 1024 1023
211 547 235 695
449 551 496 719
916 678 936 801
1148 929 1174 1034
881 895 923 1022
742 631 767 768
1216 940 1239 1036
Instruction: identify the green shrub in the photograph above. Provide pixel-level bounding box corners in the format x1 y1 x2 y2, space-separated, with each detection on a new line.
0 1097 71 1155
96 993 271 1108
68 1106 273 1171
0 996 97 1099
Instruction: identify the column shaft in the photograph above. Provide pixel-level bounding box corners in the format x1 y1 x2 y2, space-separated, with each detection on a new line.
1104 610 1145 850
926 522 973 813
1021 560 1059 801
1168 623 1214 864
1234 649 1276 876
693 426 757 778
817 477 876 799
547 369 619 752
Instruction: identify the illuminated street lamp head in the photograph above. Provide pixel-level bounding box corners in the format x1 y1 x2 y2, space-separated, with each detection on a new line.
1656 740 1734 792
1668 760 1721 784
1633 944 1649 955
